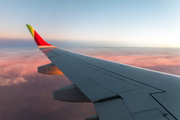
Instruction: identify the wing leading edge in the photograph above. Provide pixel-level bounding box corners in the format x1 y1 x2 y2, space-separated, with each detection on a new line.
26 24 180 120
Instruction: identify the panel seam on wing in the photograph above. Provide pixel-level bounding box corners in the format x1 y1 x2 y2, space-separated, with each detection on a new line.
149 92 177 120
49 56 122 99
63 52 165 93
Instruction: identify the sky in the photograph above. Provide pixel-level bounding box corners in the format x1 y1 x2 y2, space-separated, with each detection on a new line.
1 0 180 47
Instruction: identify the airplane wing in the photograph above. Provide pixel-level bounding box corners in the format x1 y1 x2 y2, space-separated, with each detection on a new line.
26 24 180 120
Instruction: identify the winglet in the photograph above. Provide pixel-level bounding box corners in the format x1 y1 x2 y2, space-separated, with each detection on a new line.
26 24 55 48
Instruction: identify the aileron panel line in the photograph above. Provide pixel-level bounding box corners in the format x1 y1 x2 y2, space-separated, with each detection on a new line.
95 98 134 120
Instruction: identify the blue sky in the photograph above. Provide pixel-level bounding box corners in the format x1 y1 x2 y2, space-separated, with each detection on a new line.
1 0 180 47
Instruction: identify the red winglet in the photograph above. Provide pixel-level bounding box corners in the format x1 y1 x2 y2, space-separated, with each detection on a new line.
34 30 51 46
26 24 55 48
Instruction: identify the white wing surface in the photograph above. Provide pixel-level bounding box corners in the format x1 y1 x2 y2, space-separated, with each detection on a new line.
27 24 180 120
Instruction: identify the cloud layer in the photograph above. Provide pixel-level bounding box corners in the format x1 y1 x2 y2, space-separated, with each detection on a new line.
0 77 28 86
1 47 180 120
72 47 180 75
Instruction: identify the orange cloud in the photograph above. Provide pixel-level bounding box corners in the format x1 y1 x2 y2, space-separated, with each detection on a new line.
92 55 180 67
0 50 51 84
71 48 180 75
1 48 180 84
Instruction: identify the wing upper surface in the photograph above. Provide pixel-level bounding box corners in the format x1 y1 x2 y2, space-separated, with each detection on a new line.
45 48 176 120
27 25 180 120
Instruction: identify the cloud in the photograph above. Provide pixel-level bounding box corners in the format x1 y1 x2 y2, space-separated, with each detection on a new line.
0 49 50 78
1 47 180 83
12 77 28 84
1 47 180 120
71 47 180 75
0 77 11 86
93 55 180 67
0 77 28 86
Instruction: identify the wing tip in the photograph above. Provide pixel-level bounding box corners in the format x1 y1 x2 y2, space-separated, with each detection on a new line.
26 24 56 48
26 24 30 27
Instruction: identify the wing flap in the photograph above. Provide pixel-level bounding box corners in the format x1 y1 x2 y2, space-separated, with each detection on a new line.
94 98 134 120
152 93 180 119
132 109 168 120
